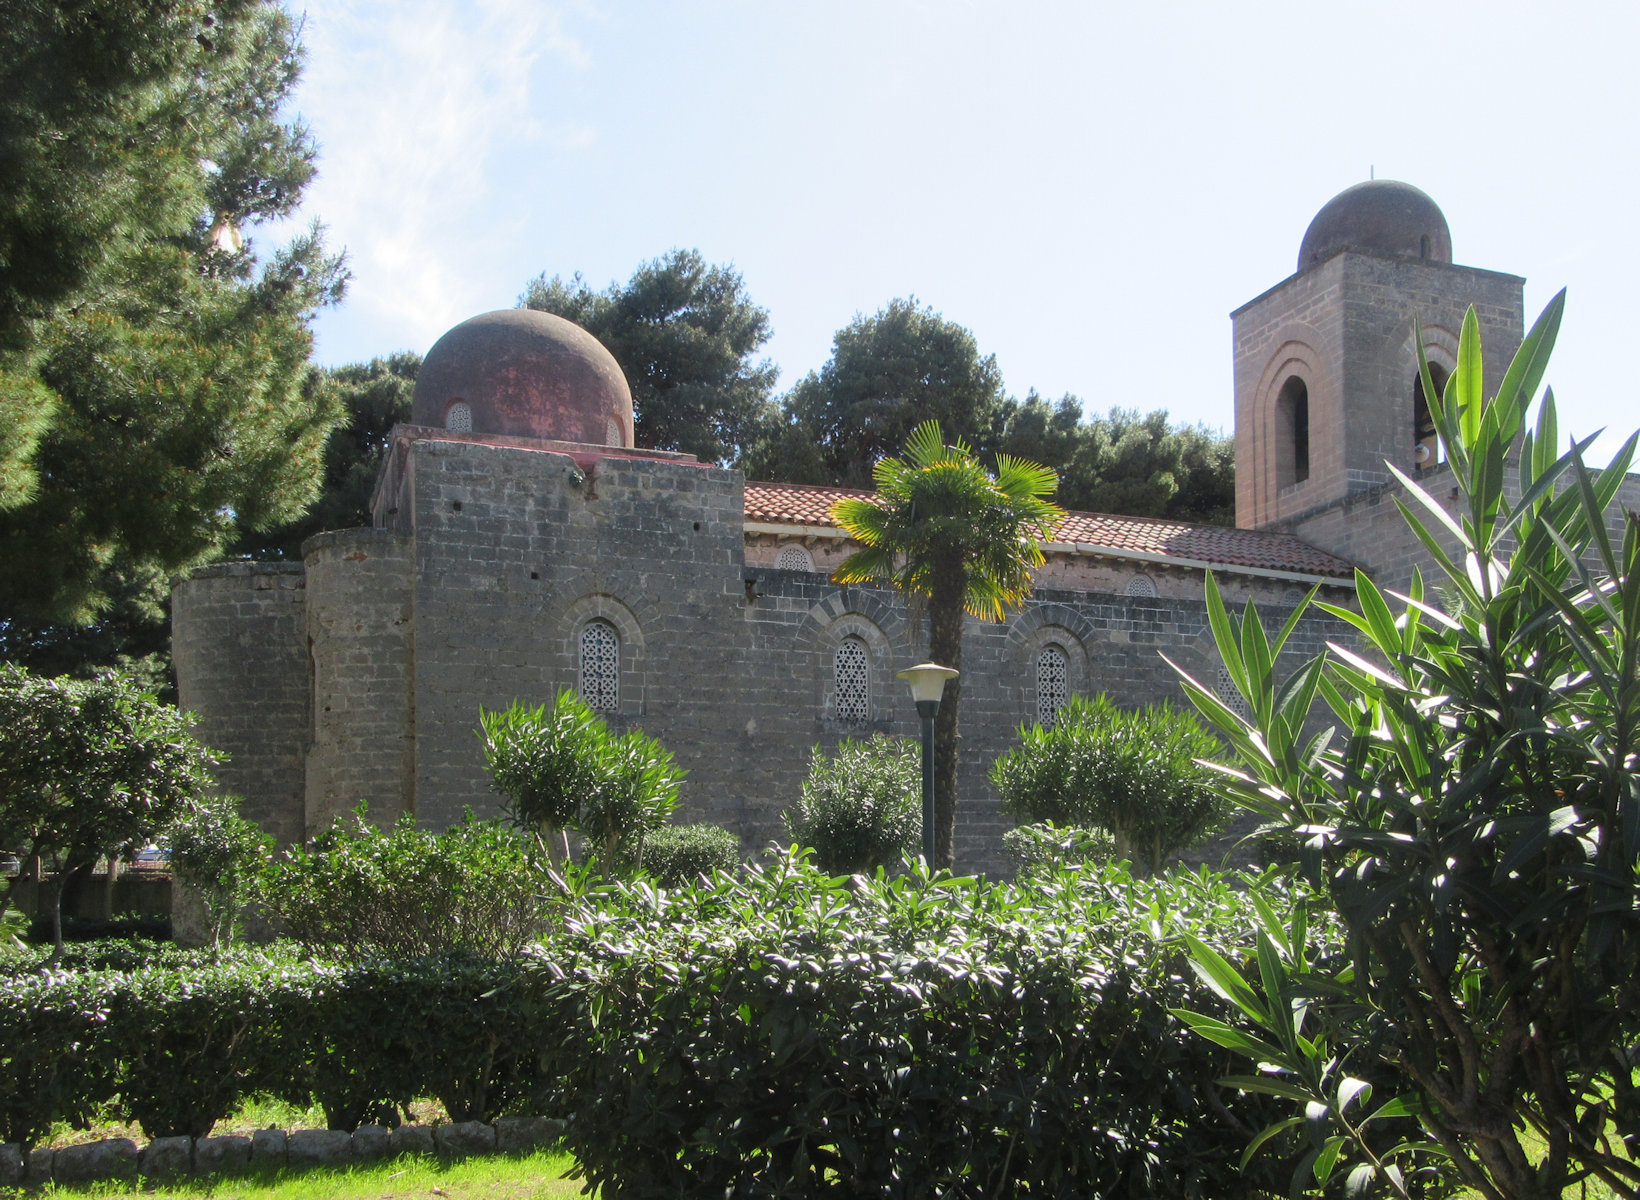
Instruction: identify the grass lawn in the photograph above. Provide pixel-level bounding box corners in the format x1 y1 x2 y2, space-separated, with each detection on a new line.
1 1148 583 1199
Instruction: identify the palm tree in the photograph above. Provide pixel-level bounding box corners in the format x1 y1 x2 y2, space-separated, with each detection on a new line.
830 420 1062 868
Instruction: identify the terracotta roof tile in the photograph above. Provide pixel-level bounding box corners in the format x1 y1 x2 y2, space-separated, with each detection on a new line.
743 480 1356 579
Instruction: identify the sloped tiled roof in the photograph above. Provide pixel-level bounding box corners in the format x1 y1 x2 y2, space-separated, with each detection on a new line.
743 480 1356 579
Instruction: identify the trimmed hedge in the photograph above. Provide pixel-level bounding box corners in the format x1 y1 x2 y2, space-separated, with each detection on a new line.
531 854 1333 1198
0 948 546 1147
2 855 1357 1197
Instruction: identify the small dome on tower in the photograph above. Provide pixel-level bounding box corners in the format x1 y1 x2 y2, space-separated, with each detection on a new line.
1298 180 1452 273
411 309 634 447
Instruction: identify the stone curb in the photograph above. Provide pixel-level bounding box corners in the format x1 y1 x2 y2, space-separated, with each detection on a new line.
5 1117 565 1186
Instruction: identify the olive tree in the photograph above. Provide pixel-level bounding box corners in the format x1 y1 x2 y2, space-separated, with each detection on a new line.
1174 292 1640 1199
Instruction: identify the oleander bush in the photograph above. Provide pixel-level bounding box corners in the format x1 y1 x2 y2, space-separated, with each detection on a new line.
784 735 921 873
991 695 1225 874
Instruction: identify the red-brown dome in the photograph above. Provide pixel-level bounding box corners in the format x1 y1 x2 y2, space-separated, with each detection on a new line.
1298 180 1452 272
411 309 633 447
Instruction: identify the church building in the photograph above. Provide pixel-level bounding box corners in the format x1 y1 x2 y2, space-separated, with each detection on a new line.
174 181 1629 871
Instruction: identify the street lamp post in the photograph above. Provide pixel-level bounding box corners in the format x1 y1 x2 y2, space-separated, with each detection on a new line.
896 662 959 868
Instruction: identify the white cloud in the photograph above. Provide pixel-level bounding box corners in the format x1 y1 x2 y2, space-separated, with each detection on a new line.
285 0 592 354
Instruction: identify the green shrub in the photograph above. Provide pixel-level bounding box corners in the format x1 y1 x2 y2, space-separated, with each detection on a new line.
0 946 549 1141
261 808 546 958
783 736 920 873
481 691 684 871
637 823 739 886
1002 821 1115 876
109 953 307 1138
528 850 1324 1199
167 793 272 947
991 695 1224 874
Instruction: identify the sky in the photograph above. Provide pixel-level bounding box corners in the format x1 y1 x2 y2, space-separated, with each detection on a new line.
269 0 1640 465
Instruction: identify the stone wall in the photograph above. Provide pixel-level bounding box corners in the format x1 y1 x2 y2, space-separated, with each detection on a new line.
172 563 309 847
175 440 1360 877
303 528 416 830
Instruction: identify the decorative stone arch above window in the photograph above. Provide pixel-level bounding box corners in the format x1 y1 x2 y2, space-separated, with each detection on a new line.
444 400 473 433
1248 331 1330 524
813 611 895 729
1007 604 1094 725
775 543 815 573
557 593 646 717
1125 573 1158 597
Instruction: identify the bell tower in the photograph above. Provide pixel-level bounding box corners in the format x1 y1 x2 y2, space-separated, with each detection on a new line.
1231 181 1526 559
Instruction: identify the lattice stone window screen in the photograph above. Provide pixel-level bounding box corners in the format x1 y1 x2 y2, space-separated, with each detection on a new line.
1037 645 1070 726
1215 663 1252 721
579 621 620 711
834 637 869 724
444 401 473 433
776 544 814 572
1125 573 1158 597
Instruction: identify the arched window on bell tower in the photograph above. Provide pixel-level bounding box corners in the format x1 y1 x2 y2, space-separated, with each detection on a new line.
1412 364 1450 470
1276 376 1310 487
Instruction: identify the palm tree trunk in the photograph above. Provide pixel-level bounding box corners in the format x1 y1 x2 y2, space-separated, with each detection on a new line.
928 572 965 870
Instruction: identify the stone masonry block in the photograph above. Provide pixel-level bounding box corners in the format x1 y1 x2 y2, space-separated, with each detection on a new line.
495 1116 567 1154
53 1138 138 1183
390 1123 436 1158
0 1144 21 1188
250 1127 287 1167
25 1146 52 1184
433 1121 496 1158
352 1124 393 1162
287 1129 353 1170
194 1134 252 1174
140 1136 193 1178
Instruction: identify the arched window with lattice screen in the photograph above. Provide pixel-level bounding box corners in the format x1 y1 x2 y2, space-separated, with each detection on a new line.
579 620 620 711
1037 644 1070 726
1125 574 1157 597
834 637 869 724
444 400 472 433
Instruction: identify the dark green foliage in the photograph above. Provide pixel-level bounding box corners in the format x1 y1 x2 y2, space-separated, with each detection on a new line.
0 665 217 954
521 250 776 465
167 793 272 947
1174 294 1640 1198
999 394 1235 524
260 809 546 958
111 954 308 1139
741 301 1234 526
288 955 543 1130
0 947 547 1144
991 695 1225 874
783 736 921 873
532 852 1312 1198
637 823 739 886
480 691 682 870
0 0 346 623
1002 821 1116 877
0 968 125 1148
746 298 1009 489
231 353 420 560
